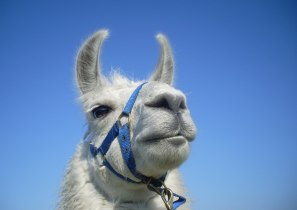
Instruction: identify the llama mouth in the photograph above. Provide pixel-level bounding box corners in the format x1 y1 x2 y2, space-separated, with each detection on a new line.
144 135 187 146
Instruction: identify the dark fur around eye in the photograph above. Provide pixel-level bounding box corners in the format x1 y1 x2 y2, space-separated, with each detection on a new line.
92 105 111 119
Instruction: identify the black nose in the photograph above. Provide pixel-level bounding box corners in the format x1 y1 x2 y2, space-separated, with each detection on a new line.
146 92 186 112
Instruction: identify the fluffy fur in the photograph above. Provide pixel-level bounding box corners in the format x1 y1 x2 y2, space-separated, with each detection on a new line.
58 30 196 210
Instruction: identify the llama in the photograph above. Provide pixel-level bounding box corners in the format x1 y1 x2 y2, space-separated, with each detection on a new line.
59 29 196 210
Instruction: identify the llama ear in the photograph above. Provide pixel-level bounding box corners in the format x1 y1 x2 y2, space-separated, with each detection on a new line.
150 34 174 85
76 30 109 94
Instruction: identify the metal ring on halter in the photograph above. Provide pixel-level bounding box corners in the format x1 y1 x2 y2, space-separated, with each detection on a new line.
117 113 131 128
161 187 174 210
145 178 174 210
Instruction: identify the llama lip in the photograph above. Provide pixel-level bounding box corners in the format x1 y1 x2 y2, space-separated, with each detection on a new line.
164 135 187 146
144 135 187 146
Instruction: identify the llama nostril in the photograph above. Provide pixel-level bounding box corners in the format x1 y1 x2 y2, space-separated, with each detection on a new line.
179 100 187 110
149 97 171 110
146 93 186 112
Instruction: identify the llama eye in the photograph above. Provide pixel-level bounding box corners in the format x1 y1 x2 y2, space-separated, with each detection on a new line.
92 105 111 119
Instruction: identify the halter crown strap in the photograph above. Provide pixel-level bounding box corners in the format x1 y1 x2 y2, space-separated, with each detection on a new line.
122 83 146 115
89 82 186 210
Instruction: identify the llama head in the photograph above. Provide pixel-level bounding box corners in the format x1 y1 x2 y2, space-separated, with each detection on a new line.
76 30 196 182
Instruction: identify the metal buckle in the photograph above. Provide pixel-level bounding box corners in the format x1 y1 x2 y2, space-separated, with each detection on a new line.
145 178 174 210
161 188 174 210
118 113 130 127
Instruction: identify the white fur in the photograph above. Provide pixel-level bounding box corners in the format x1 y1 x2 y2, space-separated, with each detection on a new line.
58 30 196 210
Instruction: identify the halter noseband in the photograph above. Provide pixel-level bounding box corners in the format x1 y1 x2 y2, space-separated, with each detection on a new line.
89 83 186 210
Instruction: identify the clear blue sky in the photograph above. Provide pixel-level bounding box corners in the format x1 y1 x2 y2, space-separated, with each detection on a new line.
1 0 296 210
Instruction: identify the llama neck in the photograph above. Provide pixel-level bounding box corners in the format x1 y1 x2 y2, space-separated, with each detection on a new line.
59 142 189 210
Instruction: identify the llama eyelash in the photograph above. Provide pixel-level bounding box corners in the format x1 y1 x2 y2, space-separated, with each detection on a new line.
87 105 101 113
87 104 113 113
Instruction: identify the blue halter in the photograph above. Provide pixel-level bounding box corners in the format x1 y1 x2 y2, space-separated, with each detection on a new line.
89 83 186 210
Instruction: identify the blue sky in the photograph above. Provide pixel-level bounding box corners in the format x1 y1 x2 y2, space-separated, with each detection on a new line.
1 0 296 209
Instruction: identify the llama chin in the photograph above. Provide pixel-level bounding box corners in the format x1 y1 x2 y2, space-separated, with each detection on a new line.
59 29 196 210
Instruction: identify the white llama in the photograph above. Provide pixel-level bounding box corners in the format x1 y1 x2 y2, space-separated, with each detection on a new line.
59 29 196 210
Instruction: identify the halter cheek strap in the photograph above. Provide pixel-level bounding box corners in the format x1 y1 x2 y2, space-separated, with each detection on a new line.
89 83 186 210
